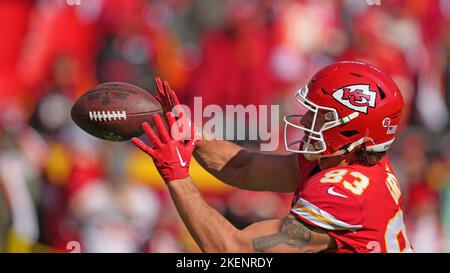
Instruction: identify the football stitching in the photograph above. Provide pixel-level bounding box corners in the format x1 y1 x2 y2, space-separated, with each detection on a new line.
89 111 127 121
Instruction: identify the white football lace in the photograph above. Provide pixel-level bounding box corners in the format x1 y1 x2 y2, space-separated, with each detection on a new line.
89 111 127 121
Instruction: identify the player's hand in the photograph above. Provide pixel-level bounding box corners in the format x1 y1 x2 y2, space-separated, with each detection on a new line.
154 77 201 142
131 113 199 183
154 77 181 114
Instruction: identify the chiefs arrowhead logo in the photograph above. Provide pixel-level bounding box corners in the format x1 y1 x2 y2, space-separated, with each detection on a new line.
332 84 377 114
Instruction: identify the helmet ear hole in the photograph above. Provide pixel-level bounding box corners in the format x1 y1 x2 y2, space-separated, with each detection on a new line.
339 130 360 137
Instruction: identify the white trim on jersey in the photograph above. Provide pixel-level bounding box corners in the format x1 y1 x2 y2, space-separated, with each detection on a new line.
291 198 363 231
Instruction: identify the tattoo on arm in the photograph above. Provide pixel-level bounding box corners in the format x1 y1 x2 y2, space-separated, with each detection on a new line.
252 216 314 252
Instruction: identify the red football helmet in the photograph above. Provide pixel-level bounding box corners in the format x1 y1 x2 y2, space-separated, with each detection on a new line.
284 61 404 160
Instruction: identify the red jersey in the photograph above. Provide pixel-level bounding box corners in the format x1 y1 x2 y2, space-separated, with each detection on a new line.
290 155 413 253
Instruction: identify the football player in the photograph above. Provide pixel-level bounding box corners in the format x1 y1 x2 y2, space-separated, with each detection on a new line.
132 61 413 252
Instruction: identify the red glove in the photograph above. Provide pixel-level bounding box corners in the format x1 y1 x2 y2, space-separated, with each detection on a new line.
153 77 200 141
154 77 180 114
131 113 198 183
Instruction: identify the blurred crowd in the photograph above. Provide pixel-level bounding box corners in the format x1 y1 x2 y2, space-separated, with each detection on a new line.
1 0 450 253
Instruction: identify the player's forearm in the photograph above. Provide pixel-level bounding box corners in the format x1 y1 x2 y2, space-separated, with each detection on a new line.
194 138 299 192
193 138 251 189
167 177 242 252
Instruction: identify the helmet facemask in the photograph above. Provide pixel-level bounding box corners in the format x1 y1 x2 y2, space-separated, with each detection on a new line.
284 86 341 160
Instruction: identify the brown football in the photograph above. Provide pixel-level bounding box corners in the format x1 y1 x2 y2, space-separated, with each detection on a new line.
71 82 162 141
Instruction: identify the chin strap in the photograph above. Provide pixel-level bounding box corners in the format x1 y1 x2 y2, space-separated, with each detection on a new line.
309 136 389 161
323 137 395 159
341 137 374 154
365 138 396 152
338 112 359 125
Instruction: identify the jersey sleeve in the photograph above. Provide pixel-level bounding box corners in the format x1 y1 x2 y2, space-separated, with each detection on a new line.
290 180 363 232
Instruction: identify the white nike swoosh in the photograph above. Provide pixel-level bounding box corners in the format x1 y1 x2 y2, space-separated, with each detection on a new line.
327 187 348 198
176 147 187 167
